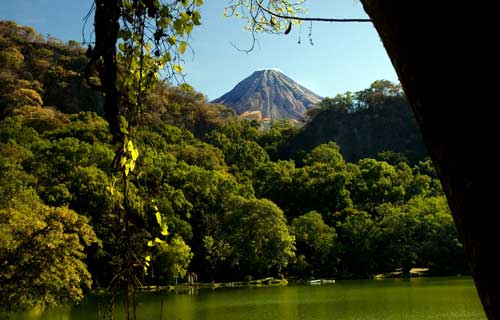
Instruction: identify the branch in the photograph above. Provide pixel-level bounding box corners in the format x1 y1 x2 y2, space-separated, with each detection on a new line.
256 1 371 23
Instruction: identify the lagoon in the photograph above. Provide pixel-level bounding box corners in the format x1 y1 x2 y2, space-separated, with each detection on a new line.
6 277 486 320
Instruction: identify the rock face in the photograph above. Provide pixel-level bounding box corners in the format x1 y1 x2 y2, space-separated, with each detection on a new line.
212 69 322 121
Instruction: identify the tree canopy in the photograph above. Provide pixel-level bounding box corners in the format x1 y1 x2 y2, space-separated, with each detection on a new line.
0 16 470 315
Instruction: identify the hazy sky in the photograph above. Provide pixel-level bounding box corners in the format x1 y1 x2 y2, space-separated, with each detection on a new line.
0 0 398 100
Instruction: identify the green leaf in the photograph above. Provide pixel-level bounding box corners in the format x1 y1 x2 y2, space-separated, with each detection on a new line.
181 12 190 22
178 41 187 54
118 29 132 40
159 17 171 29
173 19 184 36
180 83 193 91
160 5 169 17
167 36 177 46
192 11 201 25
163 52 171 63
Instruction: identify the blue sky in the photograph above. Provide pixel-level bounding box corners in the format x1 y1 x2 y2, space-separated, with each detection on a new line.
0 0 398 100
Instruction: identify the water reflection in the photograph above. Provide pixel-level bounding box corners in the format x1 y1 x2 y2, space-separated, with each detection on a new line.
2 277 486 320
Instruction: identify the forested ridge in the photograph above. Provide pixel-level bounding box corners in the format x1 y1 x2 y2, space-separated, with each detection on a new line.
280 81 428 164
0 21 465 311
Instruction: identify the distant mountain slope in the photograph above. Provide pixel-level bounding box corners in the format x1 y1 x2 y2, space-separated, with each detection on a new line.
212 69 322 121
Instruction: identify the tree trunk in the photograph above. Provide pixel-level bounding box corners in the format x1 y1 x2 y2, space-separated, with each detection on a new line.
93 0 121 142
360 1 498 318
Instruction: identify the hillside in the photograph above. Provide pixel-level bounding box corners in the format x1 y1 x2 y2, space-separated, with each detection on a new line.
279 81 428 164
0 21 103 117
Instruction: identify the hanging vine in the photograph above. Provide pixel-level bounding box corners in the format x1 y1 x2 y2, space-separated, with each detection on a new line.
84 0 203 318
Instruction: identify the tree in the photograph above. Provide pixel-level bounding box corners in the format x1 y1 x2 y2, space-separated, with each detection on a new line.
202 235 232 281
0 47 24 70
349 159 406 213
303 142 345 169
336 209 380 277
222 196 295 277
376 196 464 275
0 190 99 311
291 211 337 276
153 236 193 284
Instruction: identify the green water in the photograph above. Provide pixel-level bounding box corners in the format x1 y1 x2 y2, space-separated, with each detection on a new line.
3 277 486 320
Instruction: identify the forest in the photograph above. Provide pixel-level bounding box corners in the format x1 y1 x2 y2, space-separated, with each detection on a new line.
0 21 465 311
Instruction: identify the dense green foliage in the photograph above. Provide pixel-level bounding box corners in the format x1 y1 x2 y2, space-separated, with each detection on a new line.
0 144 99 311
0 21 103 117
280 81 428 164
0 22 465 311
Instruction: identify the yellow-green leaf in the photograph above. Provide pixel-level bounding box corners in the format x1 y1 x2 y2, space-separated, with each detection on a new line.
161 224 169 236
196 0 203 6
145 255 151 262
173 64 183 73
155 212 162 225
127 140 134 152
147 240 154 247
131 147 139 161
178 41 187 54
154 237 164 244
120 156 127 168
